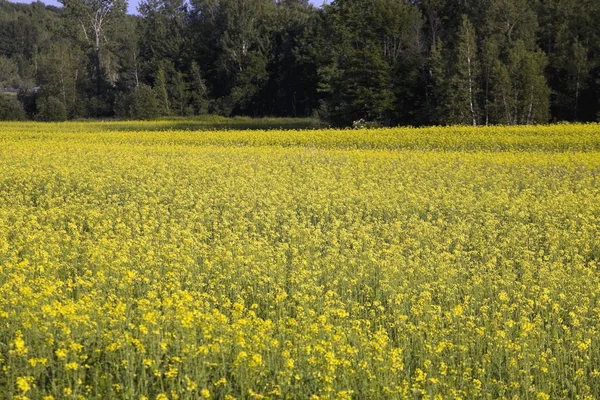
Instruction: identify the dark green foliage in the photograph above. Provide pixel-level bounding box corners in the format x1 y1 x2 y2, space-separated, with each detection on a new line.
0 56 20 88
37 40 86 118
0 94 26 120
318 0 423 126
17 89 38 118
131 84 160 119
0 0 599 125
189 61 208 115
115 83 160 119
36 96 67 121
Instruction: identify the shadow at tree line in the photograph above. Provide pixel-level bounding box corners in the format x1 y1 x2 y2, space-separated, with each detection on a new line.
93 117 324 132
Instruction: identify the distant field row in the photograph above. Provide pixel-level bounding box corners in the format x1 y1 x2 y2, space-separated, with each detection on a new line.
1 122 600 152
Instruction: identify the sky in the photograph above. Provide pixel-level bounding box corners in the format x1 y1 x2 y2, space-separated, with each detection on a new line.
8 0 328 15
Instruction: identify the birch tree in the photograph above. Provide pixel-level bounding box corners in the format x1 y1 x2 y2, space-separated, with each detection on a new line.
59 0 127 96
189 0 274 114
482 0 550 124
37 40 85 118
448 15 479 126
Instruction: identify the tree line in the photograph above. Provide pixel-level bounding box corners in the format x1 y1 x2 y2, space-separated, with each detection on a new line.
1 0 599 126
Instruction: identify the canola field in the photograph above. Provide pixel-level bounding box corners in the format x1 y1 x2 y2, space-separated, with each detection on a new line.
1 122 599 399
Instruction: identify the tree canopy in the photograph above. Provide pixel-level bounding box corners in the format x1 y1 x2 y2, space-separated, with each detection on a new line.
1 0 599 125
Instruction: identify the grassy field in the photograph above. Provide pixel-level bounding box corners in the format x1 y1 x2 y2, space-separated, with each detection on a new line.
1 122 599 399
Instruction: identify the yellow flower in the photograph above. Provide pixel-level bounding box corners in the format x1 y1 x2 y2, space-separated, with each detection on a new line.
472 379 482 393
249 353 263 368
185 376 197 392
165 366 178 378
414 368 426 383
215 377 227 386
16 376 32 393
55 348 68 359
12 332 28 356
2 122 600 400
65 362 79 370
452 304 464 317
28 358 49 367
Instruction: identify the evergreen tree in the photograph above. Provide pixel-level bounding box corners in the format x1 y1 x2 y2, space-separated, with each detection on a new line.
189 0 275 115
552 28 590 121
115 82 160 119
481 39 499 125
261 0 319 117
154 66 170 115
424 38 446 124
169 70 188 116
320 0 422 126
189 61 208 114
138 0 187 77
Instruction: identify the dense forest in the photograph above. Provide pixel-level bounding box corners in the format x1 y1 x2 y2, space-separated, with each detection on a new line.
0 0 599 126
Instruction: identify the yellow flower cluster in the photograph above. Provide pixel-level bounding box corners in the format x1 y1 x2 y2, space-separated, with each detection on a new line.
0 122 599 399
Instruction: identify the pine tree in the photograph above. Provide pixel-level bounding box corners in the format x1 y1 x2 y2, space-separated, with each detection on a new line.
319 0 423 126
553 29 590 121
424 38 446 124
189 61 208 115
170 71 188 116
569 40 589 121
154 66 170 115
481 39 500 125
